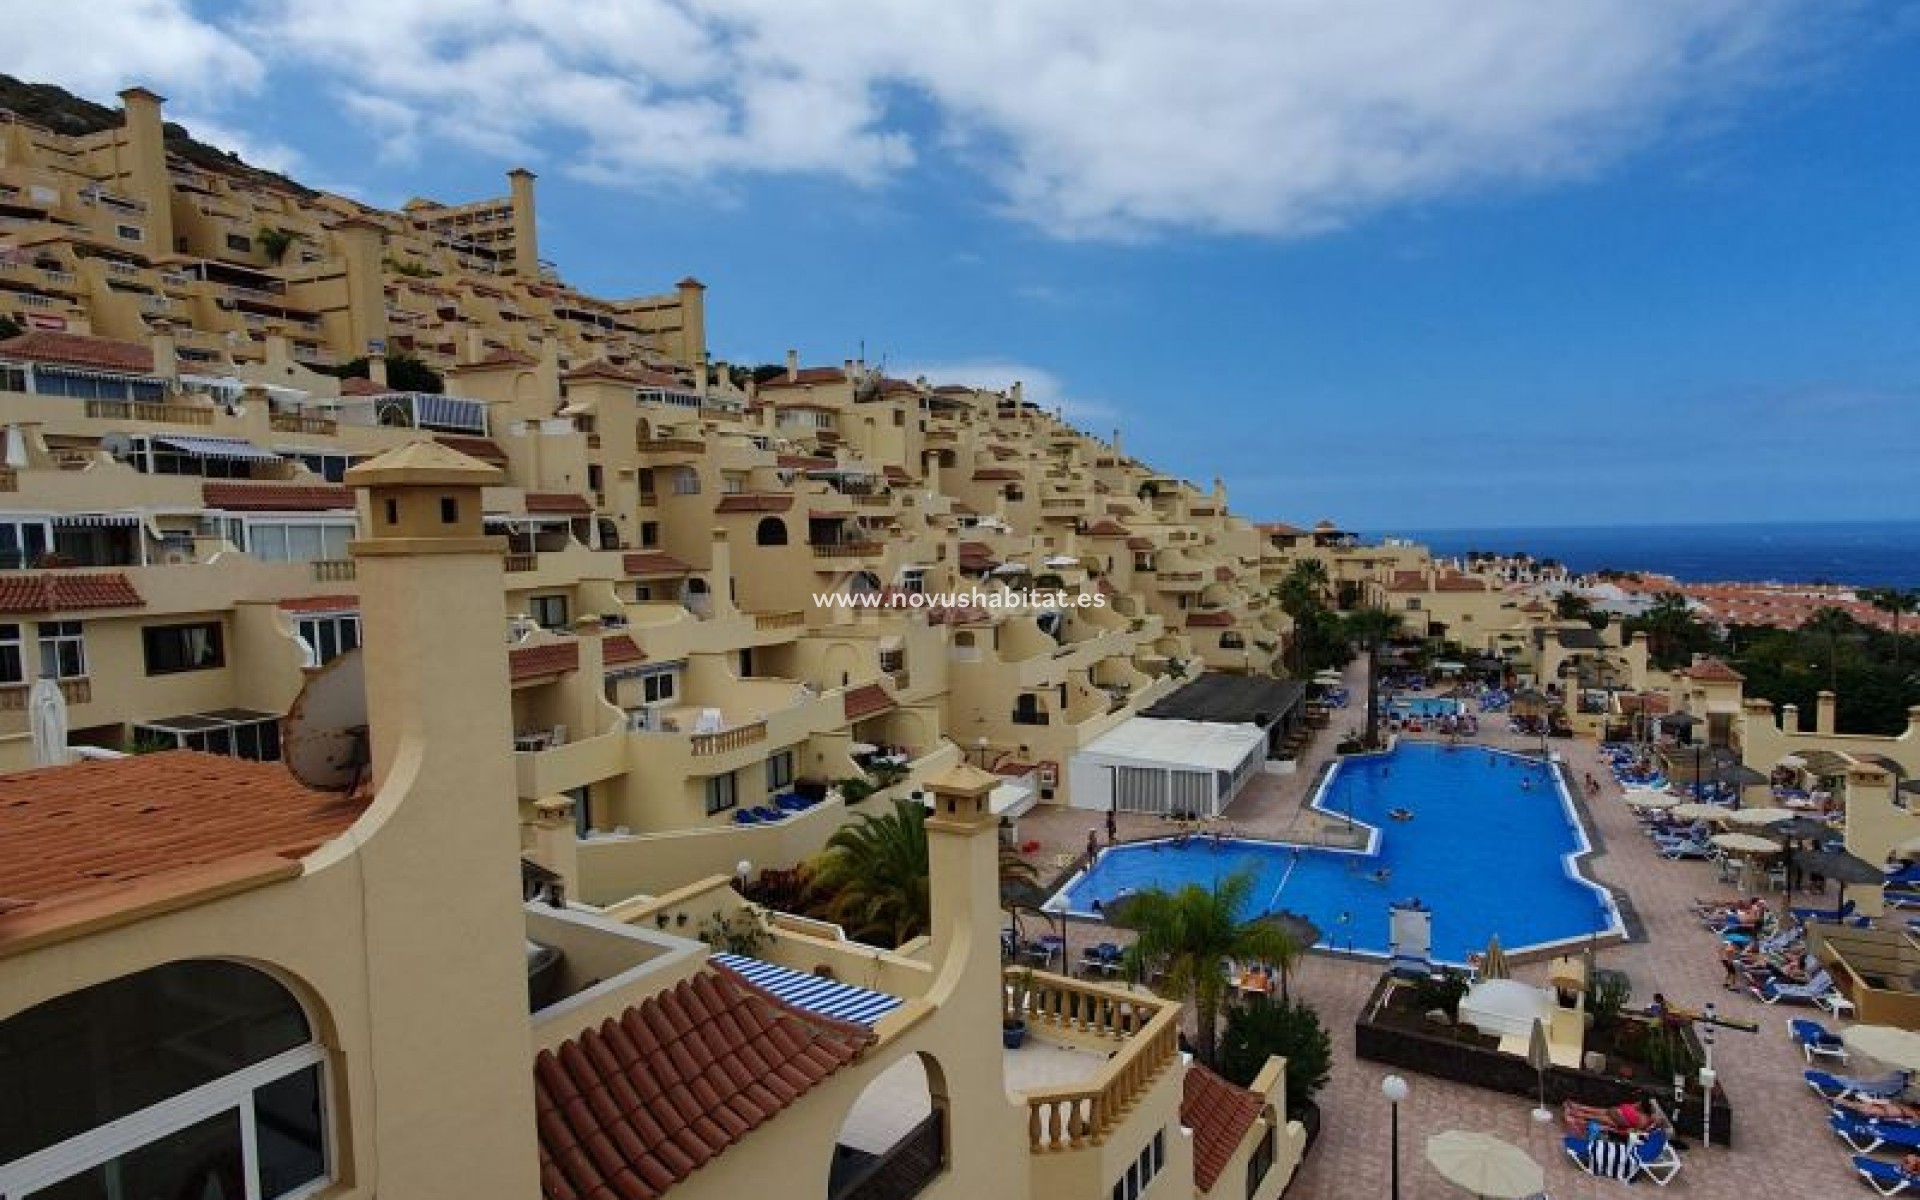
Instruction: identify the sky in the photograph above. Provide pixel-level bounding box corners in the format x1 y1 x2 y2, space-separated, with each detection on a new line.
11 1 1920 530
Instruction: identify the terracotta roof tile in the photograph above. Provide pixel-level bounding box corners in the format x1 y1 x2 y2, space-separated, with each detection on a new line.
203 482 353 511
436 434 509 463
0 572 143 613
603 635 645 666
277 594 359 613
1258 522 1307 537
510 642 580 682
624 552 693 577
1684 658 1745 683
564 359 686 388
0 752 366 951
1182 1064 1264 1193
971 468 1021 482
526 493 594 516
759 367 847 389
843 683 894 722
1187 610 1236 628
1084 520 1132 537
535 965 871 1200
882 466 913 484
776 454 835 471
1215 567 1234 582
715 494 793 514
0 331 154 374
464 348 538 369
1126 537 1156 552
338 376 388 397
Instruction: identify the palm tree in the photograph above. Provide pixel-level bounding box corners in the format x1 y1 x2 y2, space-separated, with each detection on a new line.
1343 606 1404 749
1276 559 1331 616
803 797 931 946
1552 591 1594 623
1115 870 1301 1068
1863 587 1920 666
1635 592 1701 670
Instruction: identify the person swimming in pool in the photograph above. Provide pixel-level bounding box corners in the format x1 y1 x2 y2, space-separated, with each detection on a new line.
1369 867 1392 883
1388 807 1414 822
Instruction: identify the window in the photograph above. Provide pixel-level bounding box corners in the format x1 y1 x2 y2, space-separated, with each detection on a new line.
0 518 52 570
243 520 354 563
225 232 253 253
755 517 788 547
144 622 225 674
37 620 86 679
0 960 327 1200
641 667 678 705
704 771 738 815
0 624 21 684
136 715 282 762
669 467 700 495
900 568 925 595
296 613 360 667
289 450 358 483
766 749 794 791
1246 1125 1275 1199
1109 1131 1165 1200
640 521 659 548
529 594 570 630
115 223 143 242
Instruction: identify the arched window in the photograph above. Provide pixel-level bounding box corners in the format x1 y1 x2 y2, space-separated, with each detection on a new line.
755 517 788 547
0 960 328 1199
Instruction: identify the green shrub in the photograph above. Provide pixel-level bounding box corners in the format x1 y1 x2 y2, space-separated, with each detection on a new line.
1219 998 1333 1104
1588 968 1632 1030
838 777 876 804
1409 968 1471 1019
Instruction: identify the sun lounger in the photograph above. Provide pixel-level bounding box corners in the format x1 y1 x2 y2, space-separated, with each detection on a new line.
1563 1129 1680 1185
1830 1109 1920 1154
1790 1018 1849 1064
1659 838 1715 861
1856 1155 1920 1196
1752 968 1834 1005
1791 898 1857 924
1807 1069 1911 1101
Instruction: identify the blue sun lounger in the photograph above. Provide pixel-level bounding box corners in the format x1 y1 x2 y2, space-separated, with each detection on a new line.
1790 1018 1849 1063
1857 1155 1920 1196
1831 1110 1920 1154
1806 1069 1910 1100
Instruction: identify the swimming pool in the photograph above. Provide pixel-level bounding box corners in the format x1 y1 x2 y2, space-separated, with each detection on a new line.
1386 696 1465 718
1050 743 1618 963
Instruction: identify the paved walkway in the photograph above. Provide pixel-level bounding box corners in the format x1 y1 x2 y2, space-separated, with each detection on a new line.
1019 664 1860 1199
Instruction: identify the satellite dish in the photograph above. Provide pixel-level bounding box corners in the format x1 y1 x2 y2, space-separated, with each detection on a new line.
100 432 135 459
281 646 370 793
224 400 247 418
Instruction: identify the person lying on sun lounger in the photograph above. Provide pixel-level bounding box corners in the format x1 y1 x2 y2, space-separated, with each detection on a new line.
1562 1097 1668 1138
1836 1096 1920 1123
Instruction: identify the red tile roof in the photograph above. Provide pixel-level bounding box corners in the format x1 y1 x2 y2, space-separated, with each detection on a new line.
1187 610 1236 628
971 468 1021 482
0 572 144 613
203 482 353 511
339 376 389 397
624 552 693 577
1126 537 1156 552
0 752 366 952
843 683 894 722
759 366 848 389
776 454 835 471
602 635 645 666
437 434 509 463
1084 520 1132 537
527 493 594 516
564 359 685 388
1684 658 1745 683
1215 567 1234 582
715 494 794 514
1258 522 1307 537
883 466 913 484
1617 692 1672 715
0 331 154 374
277 594 359 613
510 642 580 682
535 965 872 1200
1182 1064 1265 1193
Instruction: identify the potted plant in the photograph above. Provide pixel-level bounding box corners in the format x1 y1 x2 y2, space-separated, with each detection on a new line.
1004 968 1033 1049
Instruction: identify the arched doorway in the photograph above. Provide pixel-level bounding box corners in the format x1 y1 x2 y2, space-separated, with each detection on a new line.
827 1052 948 1200
0 959 331 1198
756 517 789 546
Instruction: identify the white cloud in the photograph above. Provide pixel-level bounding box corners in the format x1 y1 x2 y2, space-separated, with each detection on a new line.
168 112 301 176
897 359 1123 425
11 1 1834 239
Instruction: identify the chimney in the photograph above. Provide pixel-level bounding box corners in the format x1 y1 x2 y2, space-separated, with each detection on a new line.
674 277 707 367
1782 703 1799 733
263 333 291 368
332 217 389 357
571 614 608 736
1908 704 1920 740
1817 690 1837 735
744 374 758 404
117 87 174 254
530 796 580 890
1011 381 1024 407
466 327 488 364
843 358 855 378
506 167 539 278
922 762 1006 1011
1112 428 1123 457
708 526 738 618
148 320 177 381
694 358 710 393
368 354 389 389
785 349 798 382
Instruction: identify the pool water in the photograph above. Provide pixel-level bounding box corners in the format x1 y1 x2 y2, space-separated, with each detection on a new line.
1386 697 1465 718
1052 743 1617 962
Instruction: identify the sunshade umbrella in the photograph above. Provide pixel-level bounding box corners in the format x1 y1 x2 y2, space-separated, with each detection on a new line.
1845 1025 1920 1072
27 677 67 767
1623 792 1680 810
1260 909 1321 950
1511 689 1552 716
1799 847 1886 886
1770 816 1835 842
1710 832 1780 855
1313 670 1344 685
1479 934 1510 981
1526 1018 1554 1123
1726 806 1798 827
1777 755 1808 770
1658 712 1701 729
991 561 1029 576
1669 802 1733 822
1425 1130 1544 1200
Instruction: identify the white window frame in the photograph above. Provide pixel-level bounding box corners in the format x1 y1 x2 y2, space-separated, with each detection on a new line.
704 771 738 815
36 620 86 680
0 1043 328 1200
294 613 360 668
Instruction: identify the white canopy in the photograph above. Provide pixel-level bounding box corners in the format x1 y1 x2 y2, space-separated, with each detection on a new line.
1079 718 1266 773
1457 979 1555 1039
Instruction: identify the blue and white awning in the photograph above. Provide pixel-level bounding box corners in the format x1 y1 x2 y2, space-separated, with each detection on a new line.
711 952 903 1028
154 435 282 462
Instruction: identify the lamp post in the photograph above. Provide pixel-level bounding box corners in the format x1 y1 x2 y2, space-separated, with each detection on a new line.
1382 1074 1409 1200
734 859 752 895
1700 1001 1718 1149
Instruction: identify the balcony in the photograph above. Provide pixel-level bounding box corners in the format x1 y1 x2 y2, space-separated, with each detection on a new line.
811 541 882 560
754 611 806 631
0 677 91 710
690 720 767 757
269 413 338 436
82 400 214 426
504 553 539 573
1006 970 1181 1152
311 559 357 583
0 469 15 493
634 437 706 455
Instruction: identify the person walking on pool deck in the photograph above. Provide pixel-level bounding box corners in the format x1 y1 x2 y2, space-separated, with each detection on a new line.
1085 829 1099 868
1106 809 1117 846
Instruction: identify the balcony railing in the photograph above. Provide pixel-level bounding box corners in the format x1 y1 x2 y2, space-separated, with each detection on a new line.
830 1111 945 1200
1010 971 1180 1153
811 542 882 559
269 413 338 435
503 553 539 573
83 400 213 426
755 611 805 630
634 437 705 454
0 468 15 492
0 677 91 709
690 721 767 757
311 559 357 582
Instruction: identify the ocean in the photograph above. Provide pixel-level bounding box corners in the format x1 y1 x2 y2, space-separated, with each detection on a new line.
1365 520 1920 589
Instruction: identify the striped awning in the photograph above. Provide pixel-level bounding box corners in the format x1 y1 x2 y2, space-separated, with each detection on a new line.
154 435 282 463
710 952 903 1028
413 394 488 434
52 512 141 527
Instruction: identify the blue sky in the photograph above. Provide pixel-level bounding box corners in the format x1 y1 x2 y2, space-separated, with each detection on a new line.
13 2 1920 529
